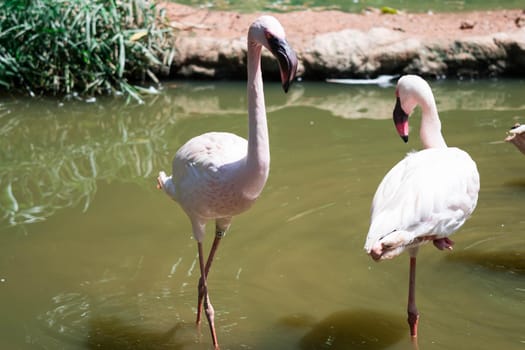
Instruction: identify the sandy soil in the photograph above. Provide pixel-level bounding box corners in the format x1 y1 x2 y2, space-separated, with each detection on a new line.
161 3 525 49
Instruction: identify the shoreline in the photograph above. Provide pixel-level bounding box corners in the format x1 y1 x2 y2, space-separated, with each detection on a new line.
158 4 525 80
163 4 524 42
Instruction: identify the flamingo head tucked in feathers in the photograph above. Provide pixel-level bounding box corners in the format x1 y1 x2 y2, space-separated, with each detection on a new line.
249 16 298 93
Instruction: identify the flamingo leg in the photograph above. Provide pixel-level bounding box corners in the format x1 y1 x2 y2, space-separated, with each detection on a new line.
407 256 419 338
196 229 224 324
195 229 224 350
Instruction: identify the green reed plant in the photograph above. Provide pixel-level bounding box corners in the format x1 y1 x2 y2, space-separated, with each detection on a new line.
0 0 175 102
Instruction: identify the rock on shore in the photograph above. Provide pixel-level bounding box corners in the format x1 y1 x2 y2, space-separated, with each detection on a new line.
159 4 525 80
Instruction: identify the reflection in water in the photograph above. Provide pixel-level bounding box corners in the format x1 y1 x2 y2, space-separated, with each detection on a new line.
87 319 184 350
446 250 525 274
0 95 173 228
279 309 405 350
35 260 192 350
2 79 525 350
2 80 524 229
38 291 187 350
172 0 525 13
503 178 525 188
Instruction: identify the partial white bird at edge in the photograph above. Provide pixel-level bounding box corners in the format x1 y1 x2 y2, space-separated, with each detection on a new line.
509 124 525 134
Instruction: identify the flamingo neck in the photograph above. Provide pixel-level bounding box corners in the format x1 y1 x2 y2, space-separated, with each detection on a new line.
241 40 270 199
419 91 447 149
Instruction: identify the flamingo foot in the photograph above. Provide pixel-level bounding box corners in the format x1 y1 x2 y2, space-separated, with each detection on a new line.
408 310 419 338
195 282 219 348
433 237 454 250
204 295 219 349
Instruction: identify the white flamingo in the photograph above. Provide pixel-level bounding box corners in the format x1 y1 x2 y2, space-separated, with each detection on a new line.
364 75 480 338
505 123 525 156
156 16 297 349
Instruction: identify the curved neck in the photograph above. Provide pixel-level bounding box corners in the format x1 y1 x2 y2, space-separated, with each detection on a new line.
419 91 447 149
240 39 270 198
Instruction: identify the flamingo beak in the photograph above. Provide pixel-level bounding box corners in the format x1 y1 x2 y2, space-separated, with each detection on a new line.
393 97 409 143
267 35 298 93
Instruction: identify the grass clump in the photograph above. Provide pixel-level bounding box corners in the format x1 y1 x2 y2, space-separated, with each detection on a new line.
0 0 175 102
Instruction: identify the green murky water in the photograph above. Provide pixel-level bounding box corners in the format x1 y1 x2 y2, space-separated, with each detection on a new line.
171 0 524 13
1 79 524 349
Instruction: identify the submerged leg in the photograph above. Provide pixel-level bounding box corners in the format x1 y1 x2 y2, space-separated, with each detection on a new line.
196 241 219 349
196 227 224 325
193 219 230 349
407 256 419 338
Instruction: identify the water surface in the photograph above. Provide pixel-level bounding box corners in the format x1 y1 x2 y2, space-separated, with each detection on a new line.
0 79 524 349
171 0 524 13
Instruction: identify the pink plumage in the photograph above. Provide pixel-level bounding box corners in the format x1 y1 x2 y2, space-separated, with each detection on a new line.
157 16 297 349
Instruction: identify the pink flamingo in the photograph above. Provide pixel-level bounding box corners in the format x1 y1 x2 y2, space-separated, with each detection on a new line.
157 16 297 349
364 75 480 338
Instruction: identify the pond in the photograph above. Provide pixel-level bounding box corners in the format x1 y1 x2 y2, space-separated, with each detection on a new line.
0 78 524 350
171 0 525 13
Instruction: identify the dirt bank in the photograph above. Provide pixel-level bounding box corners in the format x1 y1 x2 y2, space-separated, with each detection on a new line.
158 3 525 79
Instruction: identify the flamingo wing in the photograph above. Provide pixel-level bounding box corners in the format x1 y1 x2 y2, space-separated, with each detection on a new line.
171 132 249 218
365 147 479 259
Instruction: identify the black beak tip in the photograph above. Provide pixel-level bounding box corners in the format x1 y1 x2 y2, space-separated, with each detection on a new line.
401 135 409 143
268 36 297 94
282 82 290 93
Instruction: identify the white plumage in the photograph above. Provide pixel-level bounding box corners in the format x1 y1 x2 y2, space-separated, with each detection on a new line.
509 123 525 134
162 132 252 232
365 147 479 260
157 16 297 350
364 75 480 338
505 122 525 156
